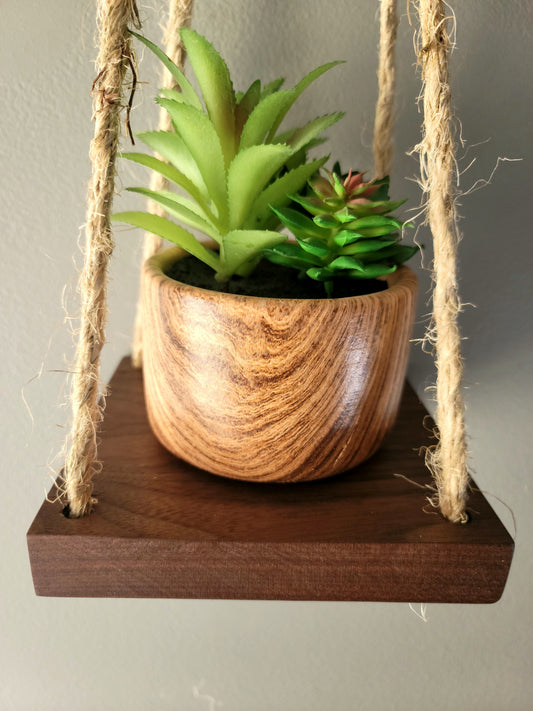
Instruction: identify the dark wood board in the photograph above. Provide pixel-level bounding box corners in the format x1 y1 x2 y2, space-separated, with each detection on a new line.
27 358 514 602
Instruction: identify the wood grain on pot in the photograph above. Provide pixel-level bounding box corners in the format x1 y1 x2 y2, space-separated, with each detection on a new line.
142 247 417 482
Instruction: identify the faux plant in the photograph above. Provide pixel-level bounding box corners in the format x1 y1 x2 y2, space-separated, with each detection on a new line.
263 165 418 295
112 29 343 283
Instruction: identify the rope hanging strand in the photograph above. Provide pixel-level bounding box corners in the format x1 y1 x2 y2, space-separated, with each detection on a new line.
373 0 398 179
61 0 141 518
415 0 469 523
131 0 195 368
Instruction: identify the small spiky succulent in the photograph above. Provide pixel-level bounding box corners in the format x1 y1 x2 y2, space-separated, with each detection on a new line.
112 30 343 284
264 164 418 296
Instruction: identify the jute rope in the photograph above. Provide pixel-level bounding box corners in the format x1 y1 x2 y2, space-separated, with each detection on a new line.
373 0 398 179
414 0 469 523
60 0 141 517
131 0 195 368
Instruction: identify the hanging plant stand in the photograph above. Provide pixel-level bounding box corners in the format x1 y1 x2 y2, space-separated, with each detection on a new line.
27 357 513 602
26 0 515 604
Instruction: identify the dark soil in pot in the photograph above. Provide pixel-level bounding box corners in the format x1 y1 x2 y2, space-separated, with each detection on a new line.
166 256 387 299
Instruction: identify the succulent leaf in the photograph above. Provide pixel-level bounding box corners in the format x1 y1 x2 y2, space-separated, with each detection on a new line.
180 28 237 167
111 211 220 270
348 263 397 279
282 113 344 153
235 79 261 137
221 229 285 278
306 267 333 282
262 242 323 270
265 165 418 294
156 100 229 226
359 244 419 263
116 32 344 284
270 206 326 239
227 144 293 229
339 238 397 255
129 31 202 111
345 198 407 217
289 193 334 216
347 215 403 232
246 157 328 229
295 236 331 258
120 152 216 223
266 61 344 141
329 255 365 271
260 77 285 98
313 213 339 229
332 172 346 198
158 87 193 106
126 188 220 241
136 131 208 200
239 90 297 150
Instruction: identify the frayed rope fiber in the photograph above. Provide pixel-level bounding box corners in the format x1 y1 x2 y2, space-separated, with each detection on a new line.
373 0 398 179
60 0 141 518
414 0 470 523
131 0 196 368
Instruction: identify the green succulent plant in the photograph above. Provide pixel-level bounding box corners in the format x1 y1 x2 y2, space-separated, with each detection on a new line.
263 164 419 296
112 29 344 284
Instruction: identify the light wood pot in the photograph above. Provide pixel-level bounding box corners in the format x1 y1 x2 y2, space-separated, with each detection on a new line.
142 247 417 482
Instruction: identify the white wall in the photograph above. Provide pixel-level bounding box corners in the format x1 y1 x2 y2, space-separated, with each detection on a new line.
1 1 531 709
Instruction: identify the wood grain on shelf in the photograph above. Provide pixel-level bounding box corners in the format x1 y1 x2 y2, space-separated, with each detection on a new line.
27 358 514 602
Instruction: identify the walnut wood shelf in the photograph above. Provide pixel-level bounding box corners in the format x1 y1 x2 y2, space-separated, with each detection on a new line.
27 358 514 602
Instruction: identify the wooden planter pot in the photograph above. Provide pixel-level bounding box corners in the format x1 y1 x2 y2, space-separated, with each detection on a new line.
142 247 417 483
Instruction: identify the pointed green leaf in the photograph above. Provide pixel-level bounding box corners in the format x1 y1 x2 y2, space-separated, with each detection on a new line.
348 263 397 279
235 79 261 137
346 198 407 217
333 231 357 247
221 229 285 277
331 209 356 223
295 236 330 257
129 31 202 110
349 225 401 238
156 101 228 226
290 193 334 216
180 28 236 167
339 238 397 255
246 157 328 229
329 255 365 271
158 87 190 105
239 90 297 150
313 213 339 229
111 211 220 270
273 129 326 156
126 188 220 241
266 60 343 140
270 205 327 239
237 79 261 107
137 131 208 200
306 266 333 282
332 171 346 197
120 152 217 224
361 244 419 264
285 113 344 153
347 215 403 232
260 77 285 98
263 242 322 269
227 144 292 229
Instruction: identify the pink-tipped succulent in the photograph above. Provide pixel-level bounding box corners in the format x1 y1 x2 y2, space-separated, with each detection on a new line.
264 164 419 296
294 167 407 218
311 169 379 202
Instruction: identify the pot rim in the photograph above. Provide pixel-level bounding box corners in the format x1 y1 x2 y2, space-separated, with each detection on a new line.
144 245 417 305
